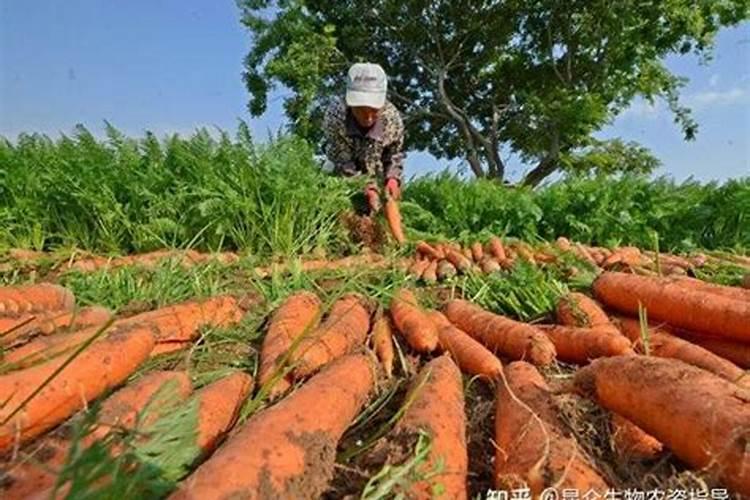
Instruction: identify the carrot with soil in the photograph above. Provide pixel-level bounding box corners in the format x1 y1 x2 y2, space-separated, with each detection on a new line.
670 329 750 369
0 370 193 500
0 284 75 315
556 293 612 329
495 361 609 493
443 300 556 365
371 310 395 377
387 355 468 499
0 325 155 453
291 294 370 378
389 289 439 353
258 291 321 398
615 317 745 383
538 325 633 365
384 197 406 245
610 413 663 461
169 354 375 500
421 260 438 284
573 355 750 495
428 311 502 379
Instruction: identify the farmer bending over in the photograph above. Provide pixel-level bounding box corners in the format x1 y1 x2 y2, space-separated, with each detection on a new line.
322 62 405 213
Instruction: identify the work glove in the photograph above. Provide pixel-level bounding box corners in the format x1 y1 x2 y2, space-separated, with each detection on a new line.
385 178 401 200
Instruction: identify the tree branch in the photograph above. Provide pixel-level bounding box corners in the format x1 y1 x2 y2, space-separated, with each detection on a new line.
522 129 561 187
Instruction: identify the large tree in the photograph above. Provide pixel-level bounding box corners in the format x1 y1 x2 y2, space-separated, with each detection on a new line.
238 0 748 185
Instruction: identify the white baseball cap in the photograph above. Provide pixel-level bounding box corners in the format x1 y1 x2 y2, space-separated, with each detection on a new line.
345 63 387 109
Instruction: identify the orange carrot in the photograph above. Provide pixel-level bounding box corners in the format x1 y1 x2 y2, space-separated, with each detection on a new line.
408 258 430 280
538 325 634 364
462 246 474 261
495 361 609 493
610 413 663 461
615 317 744 383
488 237 507 261
429 311 502 379
415 241 442 260
573 355 750 494
384 198 405 245
0 326 155 452
471 242 484 263
371 310 395 377
0 284 75 316
668 276 750 302
121 295 245 343
444 300 556 365
421 260 438 284
671 329 750 369
192 372 254 454
291 294 370 378
1 306 112 348
555 237 572 252
511 242 536 264
593 271 750 342
1 370 192 499
602 247 642 269
258 292 321 397
556 292 612 329
169 354 374 500
445 248 472 273
389 289 439 353
436 259 457 280
574 244 599 267
480 257 501 274
391 355 467 499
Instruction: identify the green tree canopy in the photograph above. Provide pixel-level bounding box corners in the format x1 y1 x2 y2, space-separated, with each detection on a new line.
239 0 748 185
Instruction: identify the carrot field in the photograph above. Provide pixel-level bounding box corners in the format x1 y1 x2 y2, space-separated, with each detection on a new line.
1 128 749 499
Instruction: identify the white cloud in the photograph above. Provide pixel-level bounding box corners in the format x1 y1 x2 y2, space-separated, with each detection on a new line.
686 87 749 110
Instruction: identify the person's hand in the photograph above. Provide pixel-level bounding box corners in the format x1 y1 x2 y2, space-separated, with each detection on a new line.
385 178 401 200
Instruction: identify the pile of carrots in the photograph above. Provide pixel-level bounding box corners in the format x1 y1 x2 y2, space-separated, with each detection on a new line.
1 264 749 498
408 236 729 283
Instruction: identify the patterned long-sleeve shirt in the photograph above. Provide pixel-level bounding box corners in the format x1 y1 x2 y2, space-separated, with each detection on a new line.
322 98 405 183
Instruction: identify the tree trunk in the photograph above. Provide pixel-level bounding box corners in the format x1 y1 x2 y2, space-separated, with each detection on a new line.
522 129 560 187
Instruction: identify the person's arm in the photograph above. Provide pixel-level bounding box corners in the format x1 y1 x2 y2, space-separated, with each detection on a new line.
322 102 357 176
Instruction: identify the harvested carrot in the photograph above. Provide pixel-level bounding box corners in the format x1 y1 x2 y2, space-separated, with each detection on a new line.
371 310 395 377
480 257 501 274
556 292 612 329
0 325 155 452
668 276 750 302
3 324 110 369
444 300 556 365
421 259 438 284
671 329 750 369
602 247 642 269
1 370 192 499
511 242 536 264
429 311 502 379
593 271 750 342
495 361 609 493
1 306 113 348
170 354 374 500
192 371 254 454
555 237 572 252
470 242 484 263
408 258 430 280
538 325 634 364
615 317 745 383
384 198 405 245
0 284 74 316
445 248 472 273
488 237 507 261
121 295 245 343
415 241 442 261
462 246 474 261
258 291 321 397
390 355 467 499
573 355 750 494
610 413 663 461
436 259 457 280
389 289 439 353
291 294 369 378
574 244 599 267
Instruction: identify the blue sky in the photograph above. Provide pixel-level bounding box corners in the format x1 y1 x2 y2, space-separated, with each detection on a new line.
1 1 748 182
